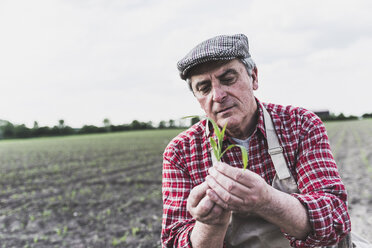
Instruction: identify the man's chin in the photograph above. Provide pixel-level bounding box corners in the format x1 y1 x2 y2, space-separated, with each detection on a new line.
216 116 236 129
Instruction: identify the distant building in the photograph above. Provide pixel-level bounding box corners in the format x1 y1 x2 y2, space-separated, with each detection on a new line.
312 110 330 120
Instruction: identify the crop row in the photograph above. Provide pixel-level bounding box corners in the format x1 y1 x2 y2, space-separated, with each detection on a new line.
0 129 182 247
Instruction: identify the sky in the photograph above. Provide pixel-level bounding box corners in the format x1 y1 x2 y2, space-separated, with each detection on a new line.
1 0 371 128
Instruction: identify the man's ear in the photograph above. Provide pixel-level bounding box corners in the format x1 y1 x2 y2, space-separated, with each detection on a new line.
251 67 258 90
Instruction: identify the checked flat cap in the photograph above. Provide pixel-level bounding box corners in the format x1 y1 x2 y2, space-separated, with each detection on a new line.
177 34 251 80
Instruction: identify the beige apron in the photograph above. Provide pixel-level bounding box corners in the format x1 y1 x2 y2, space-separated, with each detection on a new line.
222 106 298 248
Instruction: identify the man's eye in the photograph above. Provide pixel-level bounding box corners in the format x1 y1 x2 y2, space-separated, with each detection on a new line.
199 86 210 93
221 77 234 84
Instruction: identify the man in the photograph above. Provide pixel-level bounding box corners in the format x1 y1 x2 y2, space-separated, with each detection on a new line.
161 34 351 248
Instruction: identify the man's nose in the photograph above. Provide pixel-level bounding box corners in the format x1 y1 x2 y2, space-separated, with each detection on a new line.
212 85 227 103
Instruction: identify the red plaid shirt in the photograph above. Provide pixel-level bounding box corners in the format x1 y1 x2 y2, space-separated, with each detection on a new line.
161 99 351 248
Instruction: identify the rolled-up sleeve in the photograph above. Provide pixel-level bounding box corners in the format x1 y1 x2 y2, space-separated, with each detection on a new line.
286 116 351 247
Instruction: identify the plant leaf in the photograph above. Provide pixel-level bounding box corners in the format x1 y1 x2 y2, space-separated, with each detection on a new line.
219 122 228 152
184 115 248 171
220 122 227 138
220 144 236 159
209 137 219 160
236 145 248 170
206 117 221 140
181 115 201 119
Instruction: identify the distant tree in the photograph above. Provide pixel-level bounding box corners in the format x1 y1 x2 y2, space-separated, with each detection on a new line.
158 120 166 129
2 122 15 138
31 121 39 137
58 119 65 129
33 126 51 137
362 113 372 118
130 120 141 130
103 118 111 132
111 124 130 132
50 126 60 136
168 119 175 128
61 126 75 135
79 125 105 134
33 121 39 129
146 121 154 129
337 113 346 120
14 124 31 138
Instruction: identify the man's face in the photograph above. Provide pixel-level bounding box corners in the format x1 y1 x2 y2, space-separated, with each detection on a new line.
189 59 258 139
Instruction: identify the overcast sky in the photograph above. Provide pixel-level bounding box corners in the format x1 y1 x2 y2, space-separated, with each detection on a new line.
1 0 371 128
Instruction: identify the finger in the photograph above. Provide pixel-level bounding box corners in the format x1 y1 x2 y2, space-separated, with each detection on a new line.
195 195 216 218
188 182 209 208
214 162 257 187
206 188 228 210
196 196 226 223
208 201 223 216
206 176 245 211
208 167 249 197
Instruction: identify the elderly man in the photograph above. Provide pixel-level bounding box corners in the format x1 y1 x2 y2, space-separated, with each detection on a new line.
161 34 351 248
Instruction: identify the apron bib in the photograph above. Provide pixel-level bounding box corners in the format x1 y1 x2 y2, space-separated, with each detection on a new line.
222 106 297 248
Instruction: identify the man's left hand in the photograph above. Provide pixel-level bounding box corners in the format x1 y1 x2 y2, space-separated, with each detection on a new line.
206 162 273 215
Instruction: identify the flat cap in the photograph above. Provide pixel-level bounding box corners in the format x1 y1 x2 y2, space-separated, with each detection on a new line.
177 34 251 80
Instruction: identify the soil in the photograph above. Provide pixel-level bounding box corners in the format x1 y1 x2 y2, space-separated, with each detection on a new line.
0 121 371 247
329 121 372 243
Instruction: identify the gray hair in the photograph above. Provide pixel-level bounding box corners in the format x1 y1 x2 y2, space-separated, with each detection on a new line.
241 57 256 77
186 58 257 93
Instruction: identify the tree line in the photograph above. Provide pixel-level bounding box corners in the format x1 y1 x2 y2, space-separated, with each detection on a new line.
320 112 372 121
0 117 201 140
1 112 371 140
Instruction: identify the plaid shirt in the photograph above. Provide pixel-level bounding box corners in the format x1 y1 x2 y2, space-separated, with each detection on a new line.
161 99 351 248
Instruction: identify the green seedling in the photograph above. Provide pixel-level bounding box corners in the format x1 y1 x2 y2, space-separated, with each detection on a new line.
184 116 248 170
131 226 140 236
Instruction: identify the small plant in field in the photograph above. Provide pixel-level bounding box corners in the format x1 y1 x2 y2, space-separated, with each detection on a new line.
42 209 52 218
184 116 248 170
70 190 76 199
55 226 68 237
55 227 62 236
63 226 68 236
131 227 140 236
112 232 128 246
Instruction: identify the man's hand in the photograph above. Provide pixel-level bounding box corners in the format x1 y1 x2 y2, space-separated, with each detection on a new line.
205 162 272 215
205 162 311 239
187 181 231 226
187 181 232 248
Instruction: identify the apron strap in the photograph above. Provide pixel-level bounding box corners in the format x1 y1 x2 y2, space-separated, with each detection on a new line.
262 105 291 180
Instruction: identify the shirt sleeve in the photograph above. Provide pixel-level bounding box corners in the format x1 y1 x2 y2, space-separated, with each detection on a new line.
286 113 351 247
161 142 195 248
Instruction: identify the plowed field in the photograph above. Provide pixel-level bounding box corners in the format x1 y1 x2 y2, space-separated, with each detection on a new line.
0 119 371 247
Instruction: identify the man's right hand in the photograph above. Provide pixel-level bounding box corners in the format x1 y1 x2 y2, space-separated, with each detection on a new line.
187 181 231 226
